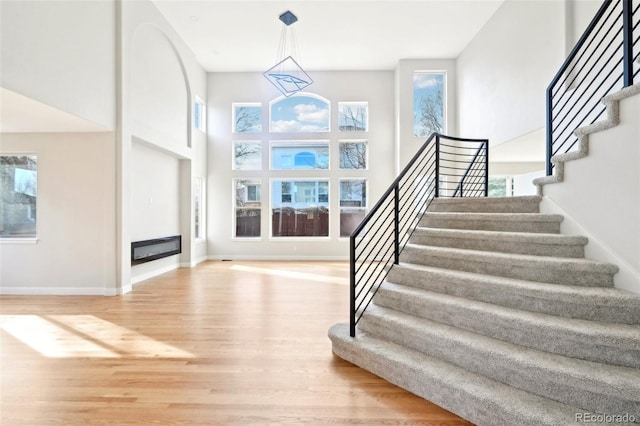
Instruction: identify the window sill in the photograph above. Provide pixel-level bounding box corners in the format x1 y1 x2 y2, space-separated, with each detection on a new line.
0 237 38 244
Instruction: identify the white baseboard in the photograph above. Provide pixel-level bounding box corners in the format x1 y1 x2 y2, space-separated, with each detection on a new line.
207 255 348 261
0 286 118 296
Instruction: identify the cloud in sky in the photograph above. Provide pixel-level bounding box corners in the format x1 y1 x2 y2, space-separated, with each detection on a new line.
271 120 328 133
413 73 441 89
294 103 329 123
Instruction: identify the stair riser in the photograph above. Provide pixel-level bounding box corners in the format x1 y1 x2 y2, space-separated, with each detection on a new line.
359 313 640 416
387 266 640 324
374 288 640 368
420 217 561 233
428 196 541 213
400 247 615 287
409 232 585 258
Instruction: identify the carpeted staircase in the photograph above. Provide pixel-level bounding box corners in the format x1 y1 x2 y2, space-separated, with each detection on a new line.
329 195 640 425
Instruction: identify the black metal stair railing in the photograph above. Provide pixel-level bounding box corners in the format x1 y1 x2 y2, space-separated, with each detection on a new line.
349 133 488 337
546 0 639 175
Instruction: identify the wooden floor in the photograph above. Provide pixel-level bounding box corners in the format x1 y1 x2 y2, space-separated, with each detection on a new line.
1 260 473 425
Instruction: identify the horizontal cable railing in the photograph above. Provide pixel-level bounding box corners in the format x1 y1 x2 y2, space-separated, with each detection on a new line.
349 134 488 337
546 0 638 175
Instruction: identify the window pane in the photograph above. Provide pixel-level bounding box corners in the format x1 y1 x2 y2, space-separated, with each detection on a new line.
271 180 329 237
340 179 366 237
194 97 206 132
271 142 329 170
338 102 368 131
270 94 330 133
194 177 205 240
233 142 262 170
233 103 262 133
339 141 367 169
235 179 261 237
0 155 37 238
413 72 445 137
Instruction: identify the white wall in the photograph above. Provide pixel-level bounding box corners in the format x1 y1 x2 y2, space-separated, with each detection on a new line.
130 139 181 282
0 133 117 295
208 71 394 259
457 0 565 147
119 0 208 287
0 0 116 130
131 24 190 157
541 90 640 293
131 141 180 241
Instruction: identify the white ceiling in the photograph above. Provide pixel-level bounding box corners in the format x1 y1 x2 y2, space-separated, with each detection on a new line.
1 0 505 133
151 0 505 72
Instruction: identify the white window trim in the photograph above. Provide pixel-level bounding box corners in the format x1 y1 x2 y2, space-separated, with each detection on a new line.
269 140 331 171
338 139 369 170
268 178 331 241
338 101 369 132
232 178 263 240
232 102 262 134
194 95 206 133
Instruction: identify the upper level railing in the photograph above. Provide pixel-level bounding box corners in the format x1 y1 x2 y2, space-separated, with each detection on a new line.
349 134 488 337
546 0 639 175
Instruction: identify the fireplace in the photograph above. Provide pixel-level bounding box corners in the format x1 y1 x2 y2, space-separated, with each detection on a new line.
131 235 181 264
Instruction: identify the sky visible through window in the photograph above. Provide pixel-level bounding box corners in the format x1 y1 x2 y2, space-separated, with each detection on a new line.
413 72 444 137
271 95 330 133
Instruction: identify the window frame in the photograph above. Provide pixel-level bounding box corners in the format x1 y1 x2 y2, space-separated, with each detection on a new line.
0 154 38 242
339 140 368 170
232 102 262 134
194 176 206 241
269 140 330 170
233 178 263 239
194 96 206 133
269 178 330 239
413 71 447 138
338 178 368 238
233 141 263 170
338 101 369 132
269 93 331 133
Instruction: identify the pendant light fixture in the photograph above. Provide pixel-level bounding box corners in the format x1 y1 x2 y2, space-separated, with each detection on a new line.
263 10 313 97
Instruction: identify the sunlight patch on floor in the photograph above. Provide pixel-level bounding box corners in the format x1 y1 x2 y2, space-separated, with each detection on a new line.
230 264 348 285
0 315 194 359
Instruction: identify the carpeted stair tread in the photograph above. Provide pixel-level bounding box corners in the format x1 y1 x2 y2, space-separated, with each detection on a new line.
374 282 640 368
428 195 542 213
401 243 618 286
421 211 563 233
328 323 619 426
359 304 640 416
387 262 640 324
410 227 587 257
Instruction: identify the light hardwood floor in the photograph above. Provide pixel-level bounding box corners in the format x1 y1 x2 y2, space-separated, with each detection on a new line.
1 260 473 425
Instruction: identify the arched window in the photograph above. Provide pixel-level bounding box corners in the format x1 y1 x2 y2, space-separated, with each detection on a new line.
270 93 330 133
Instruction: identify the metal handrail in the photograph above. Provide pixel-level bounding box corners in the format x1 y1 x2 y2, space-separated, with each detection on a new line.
349 133 488 337
546 0 638 175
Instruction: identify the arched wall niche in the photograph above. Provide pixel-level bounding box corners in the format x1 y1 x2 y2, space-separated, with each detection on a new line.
131 23 192 153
